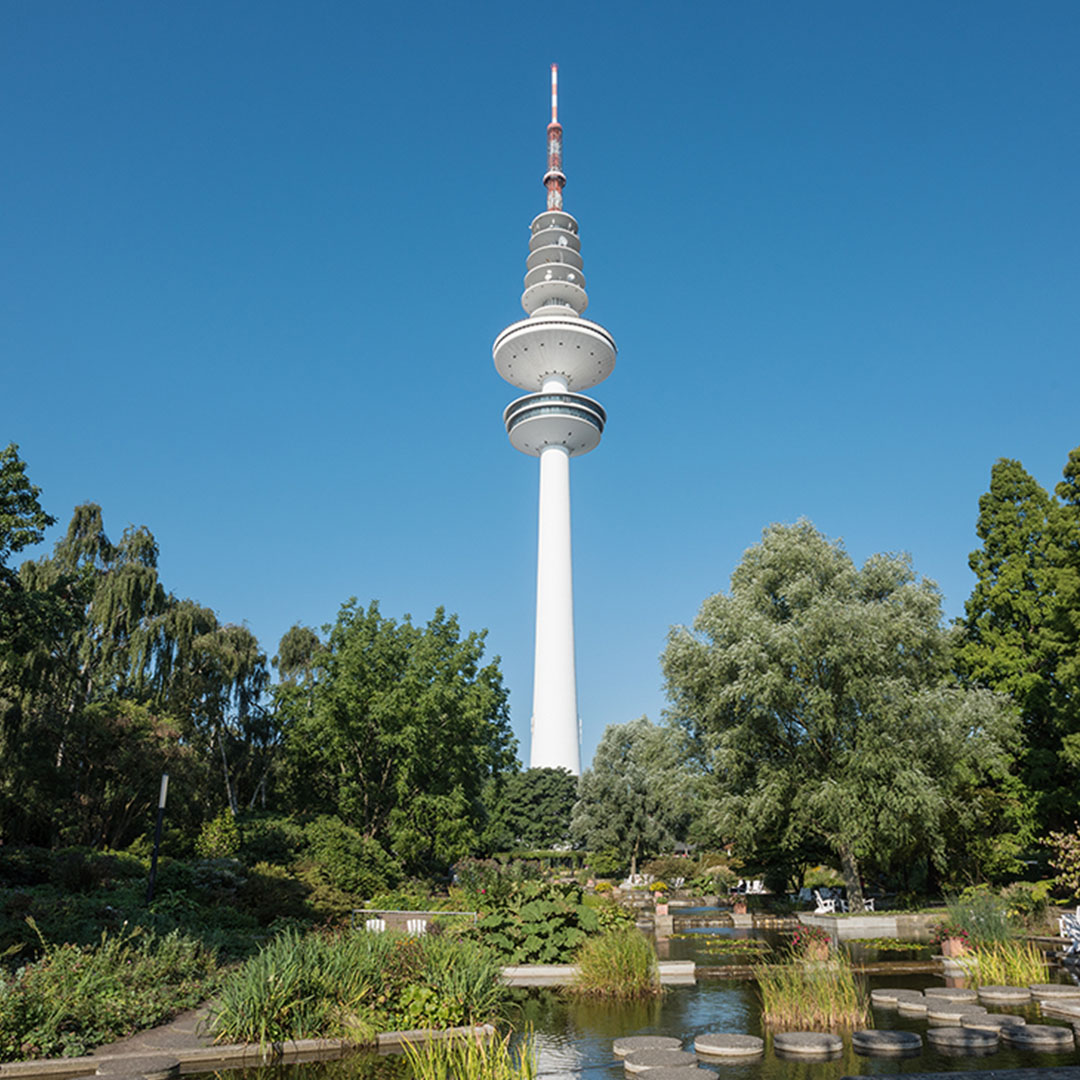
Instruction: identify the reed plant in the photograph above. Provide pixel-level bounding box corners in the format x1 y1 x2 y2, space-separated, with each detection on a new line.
403 1029 536 1080
568 929 661 1000
754 952 870 1030
960 939 1048 987
211 928 506 1045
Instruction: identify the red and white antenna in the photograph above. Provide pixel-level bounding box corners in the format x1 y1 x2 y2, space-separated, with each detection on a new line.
544 63 565 211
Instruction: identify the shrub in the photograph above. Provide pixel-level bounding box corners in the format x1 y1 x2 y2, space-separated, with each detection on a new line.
195 812 241 859
585 851 624 879
237 863 311 925
1000 880 1053 925
1044 826 1080 899
570 929 660 999
304 817 402 898
0 924 216 1061
466 881 599 964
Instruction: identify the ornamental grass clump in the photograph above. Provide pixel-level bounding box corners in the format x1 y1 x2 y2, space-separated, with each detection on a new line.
960 939 1048 987
569 929 660 1000
211 928 504 1045
404 1029 536 1080
754 952 870 1031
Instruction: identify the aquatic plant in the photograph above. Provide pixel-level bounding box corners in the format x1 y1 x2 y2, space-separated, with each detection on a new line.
569 929 661 999
959 938 1048 987
754 952 870 1030
404 1029 536 1080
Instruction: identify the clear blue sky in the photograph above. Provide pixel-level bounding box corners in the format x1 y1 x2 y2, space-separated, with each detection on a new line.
4 2 1078 769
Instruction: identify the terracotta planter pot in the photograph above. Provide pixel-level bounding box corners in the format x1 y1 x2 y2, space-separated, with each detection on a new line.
805 940 830 961
655 902 669 916
732 900 748 915
941 936 969 957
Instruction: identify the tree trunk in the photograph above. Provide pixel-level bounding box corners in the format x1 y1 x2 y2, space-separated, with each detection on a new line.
837 841 866 912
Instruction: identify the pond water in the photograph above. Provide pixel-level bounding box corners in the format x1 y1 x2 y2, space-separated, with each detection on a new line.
190 920 1079 1080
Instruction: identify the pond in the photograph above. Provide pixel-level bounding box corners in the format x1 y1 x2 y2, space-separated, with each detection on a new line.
190 920 1079 1080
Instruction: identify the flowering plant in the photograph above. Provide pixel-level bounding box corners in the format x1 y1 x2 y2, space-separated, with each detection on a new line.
790 924 831 954
930 920 971 946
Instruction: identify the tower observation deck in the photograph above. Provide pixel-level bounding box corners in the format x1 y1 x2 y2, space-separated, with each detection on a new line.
493 65 617 775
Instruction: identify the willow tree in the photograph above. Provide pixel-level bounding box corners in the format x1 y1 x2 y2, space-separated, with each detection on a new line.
663 521 1020 909
571 717 692 877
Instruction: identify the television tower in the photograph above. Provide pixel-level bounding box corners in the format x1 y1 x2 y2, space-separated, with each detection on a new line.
493 65 617 775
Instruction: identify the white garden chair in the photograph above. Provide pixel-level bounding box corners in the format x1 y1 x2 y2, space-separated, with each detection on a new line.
406 918 428 935
813 889 837 914
364 917 386 932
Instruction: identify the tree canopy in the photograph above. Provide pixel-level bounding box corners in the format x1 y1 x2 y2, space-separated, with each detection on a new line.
959 446 1080 830
571 716 691 877
662 520 1021 907
281 601 516 875
481 766 578 852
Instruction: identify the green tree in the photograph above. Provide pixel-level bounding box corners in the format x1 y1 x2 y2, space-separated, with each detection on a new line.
663 520 1021 909
959 449 1080 829
282 601 516 875
482 766 577 852
571 717 691 877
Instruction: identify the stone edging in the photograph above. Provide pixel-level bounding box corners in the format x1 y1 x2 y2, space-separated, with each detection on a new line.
0 1024 497 1080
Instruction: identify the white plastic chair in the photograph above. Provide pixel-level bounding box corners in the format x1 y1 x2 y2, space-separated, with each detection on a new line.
406 918 428 935
813 890 837 914
364 917 386 932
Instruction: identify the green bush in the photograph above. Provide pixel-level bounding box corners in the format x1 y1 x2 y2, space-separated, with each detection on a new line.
948 887 1015 947
236 815 306 867
466 881 599 964
304 817 402 898
1000 879 1053 925
237 863 311 926
195 811 242 859
585 851 624 879
0 924 216 1061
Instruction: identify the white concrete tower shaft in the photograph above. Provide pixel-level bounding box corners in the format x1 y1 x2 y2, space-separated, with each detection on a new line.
532 441 578 771
493 66 617 775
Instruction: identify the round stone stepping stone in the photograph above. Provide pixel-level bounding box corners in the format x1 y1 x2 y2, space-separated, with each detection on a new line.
897 995 929 1016
978 984 1032 1004
923 986 978 1002
925 1027 999 1052
614 1037 684 1058
851 1029 922 1056
772 1032 843 1056
871 987 925 1007
926 1002 987 1023
97 1058 179 1080
633 1070 718 1080
1002 1023 1075 1050
1030 982 1080 998
624 1049 699 1073
694 1034 764 1057
962 1013 1027 1032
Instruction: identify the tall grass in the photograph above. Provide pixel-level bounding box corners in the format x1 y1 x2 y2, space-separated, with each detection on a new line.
945 892 1014 947
404 1030 536 1080
211 928 505 1045
754 953 870 1030
960 939 1048 987
0 924 216 1062
569 929 660 1000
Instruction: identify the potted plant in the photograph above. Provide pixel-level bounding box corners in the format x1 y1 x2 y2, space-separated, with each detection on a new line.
791 923 832 961
932 920 971 957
